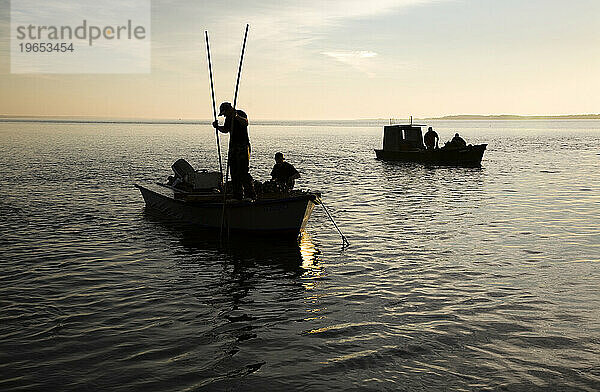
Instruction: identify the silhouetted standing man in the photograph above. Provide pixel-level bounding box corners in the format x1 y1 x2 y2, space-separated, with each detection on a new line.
213 102 256 200
424 127 439 150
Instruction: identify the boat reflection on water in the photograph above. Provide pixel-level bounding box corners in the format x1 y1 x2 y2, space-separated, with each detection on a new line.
182 230 321 275
142 207 322 276
139 210 327 384
298 233 320 273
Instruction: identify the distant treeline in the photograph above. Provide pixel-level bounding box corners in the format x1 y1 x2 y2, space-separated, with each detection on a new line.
424 114 600 120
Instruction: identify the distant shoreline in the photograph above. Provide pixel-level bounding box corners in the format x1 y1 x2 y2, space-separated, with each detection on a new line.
422 114 600 120
0 114 599 125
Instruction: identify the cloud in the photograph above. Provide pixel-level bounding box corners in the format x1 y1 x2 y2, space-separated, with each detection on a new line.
201 0 447 81
235 0 443 47
321 50 379 77
151 0 447 60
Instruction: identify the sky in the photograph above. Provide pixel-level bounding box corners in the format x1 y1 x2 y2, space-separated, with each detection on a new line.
0 0 599 120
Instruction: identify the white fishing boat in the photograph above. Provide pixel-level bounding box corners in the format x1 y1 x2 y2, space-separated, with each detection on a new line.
135 158 320 238
135 183 319 237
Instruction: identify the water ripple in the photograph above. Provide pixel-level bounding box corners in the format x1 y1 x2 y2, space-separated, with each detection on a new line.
1 121 599 391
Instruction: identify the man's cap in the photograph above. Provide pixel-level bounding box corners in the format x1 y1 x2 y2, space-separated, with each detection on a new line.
218 102 232 116
274 152 284 160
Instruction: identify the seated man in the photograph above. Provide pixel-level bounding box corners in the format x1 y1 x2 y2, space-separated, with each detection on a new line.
423 127 439 150
450 133 467 148
271 152 300 191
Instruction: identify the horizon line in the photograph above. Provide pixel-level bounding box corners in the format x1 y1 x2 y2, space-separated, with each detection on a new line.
1 113 599 122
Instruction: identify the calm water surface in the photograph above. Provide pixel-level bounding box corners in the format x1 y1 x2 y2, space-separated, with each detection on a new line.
1 120 599 391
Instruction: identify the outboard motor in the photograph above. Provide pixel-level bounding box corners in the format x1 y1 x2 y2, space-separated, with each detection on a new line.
169 159 222 192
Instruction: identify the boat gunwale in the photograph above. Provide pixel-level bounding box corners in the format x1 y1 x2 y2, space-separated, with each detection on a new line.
374 143 487 154
374 143 487 167
134 183 320 208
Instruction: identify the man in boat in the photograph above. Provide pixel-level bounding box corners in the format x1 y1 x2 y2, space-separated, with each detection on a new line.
424 127 439 150
450 133 467 148
213 102 256 200
271 152 300 191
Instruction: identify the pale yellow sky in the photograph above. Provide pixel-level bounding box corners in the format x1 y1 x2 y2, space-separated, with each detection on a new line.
1 0 599 120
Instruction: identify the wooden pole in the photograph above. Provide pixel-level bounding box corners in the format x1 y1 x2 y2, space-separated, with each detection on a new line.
233 24 249 109
204 30 223 178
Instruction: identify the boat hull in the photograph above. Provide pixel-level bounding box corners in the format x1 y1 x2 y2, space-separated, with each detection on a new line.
375 144 487 167
135 184 318 237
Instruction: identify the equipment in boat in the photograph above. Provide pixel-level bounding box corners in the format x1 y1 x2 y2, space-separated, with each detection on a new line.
167 158 222 193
